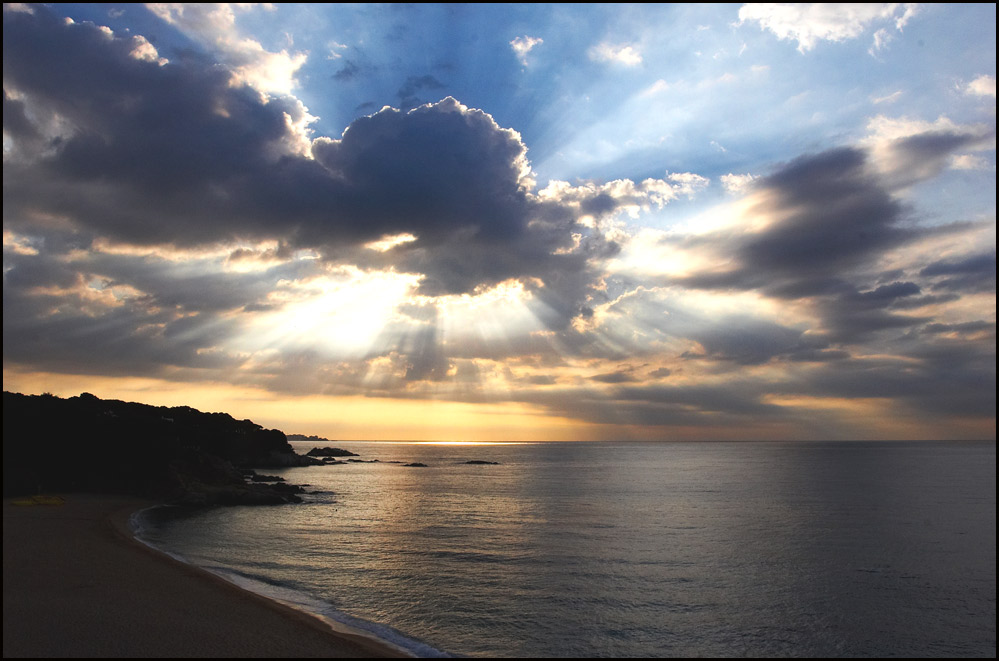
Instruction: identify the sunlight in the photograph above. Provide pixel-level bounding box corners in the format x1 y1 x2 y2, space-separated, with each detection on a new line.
234 267 420 358
438 278 547 344
364 233 418 252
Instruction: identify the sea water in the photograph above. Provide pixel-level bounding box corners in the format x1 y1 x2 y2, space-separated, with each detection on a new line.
136 441 996 657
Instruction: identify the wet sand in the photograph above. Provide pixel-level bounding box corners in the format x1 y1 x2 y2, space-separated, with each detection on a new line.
3 495 409 657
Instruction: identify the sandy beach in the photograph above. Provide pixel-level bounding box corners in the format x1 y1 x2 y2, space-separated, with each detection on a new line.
3 495 408 658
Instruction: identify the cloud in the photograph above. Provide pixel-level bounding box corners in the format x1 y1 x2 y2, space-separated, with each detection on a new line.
1 243 250 376
309 97 593 298
395 74 446 110
662 145 988 347
538 173 708 221
868 27 893 56
720 173 757 194
659 126 994 352
688 317 815 365
590 370 638 384
326 40 348 60
3 8 319 233
2 90 41 147
862 115 996 187
2 3 34 14
3 5 993 440
333 60 362 81
4 7 675 330
588 42 643 66
950 154 991 171
640 79 670 97
793 342 996 421
919 252 997 293
128 34 168 66
510 35 543 65
732 147 909 290
966 74 997 99
738 3 919 53
872 90 903 105
146 3 306 96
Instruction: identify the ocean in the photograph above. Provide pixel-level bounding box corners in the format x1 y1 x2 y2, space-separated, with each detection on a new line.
135 440 996 657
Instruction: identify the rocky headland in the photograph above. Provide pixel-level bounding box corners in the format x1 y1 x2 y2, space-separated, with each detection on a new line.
2 391 320 505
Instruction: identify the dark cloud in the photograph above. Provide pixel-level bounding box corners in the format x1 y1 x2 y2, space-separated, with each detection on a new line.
311 97 604 302
333 60 361 81
672 147 925 305
795 338 996 420
573 382 788 427
2 273 244 376
786 348 850 362
4 231 316 316
878 129 997 187
920 252 996 293
887 293 960 310
590 370 637 383
855 281 921 304
2 89 41 143
3 7 606 311
395 74 445 110
4 8 306 243
920 321 995 336
310 98 530 244
487 382 784 429
670 147 992 347
0 231 314 375
688 317 813 365
739 147 910 292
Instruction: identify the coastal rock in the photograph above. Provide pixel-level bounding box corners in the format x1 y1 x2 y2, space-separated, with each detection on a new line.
464 460 500 465
252 450 323 467
404 462 428 467
305 447 359 458
249 474 286 482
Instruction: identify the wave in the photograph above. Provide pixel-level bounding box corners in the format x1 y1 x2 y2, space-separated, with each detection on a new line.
130 506 451 658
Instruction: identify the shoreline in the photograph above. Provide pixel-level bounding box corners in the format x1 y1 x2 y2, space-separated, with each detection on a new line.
3 494 412 658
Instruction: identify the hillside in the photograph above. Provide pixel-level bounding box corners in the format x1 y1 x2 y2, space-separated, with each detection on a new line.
3 391 316 503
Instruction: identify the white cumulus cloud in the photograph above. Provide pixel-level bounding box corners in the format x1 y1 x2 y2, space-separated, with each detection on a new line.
147 3 306 96
589 42 643 66
720 173 757 194
966 75 997 99
510 35 543 65
738 3 919 53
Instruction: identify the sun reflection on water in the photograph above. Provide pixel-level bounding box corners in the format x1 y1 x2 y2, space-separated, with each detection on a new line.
380 440 535 446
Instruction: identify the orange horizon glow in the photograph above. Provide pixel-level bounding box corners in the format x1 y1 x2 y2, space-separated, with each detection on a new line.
1 368 599 442
5 367 995 442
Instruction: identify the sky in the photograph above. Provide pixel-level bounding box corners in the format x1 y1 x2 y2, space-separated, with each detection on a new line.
3 3 995 442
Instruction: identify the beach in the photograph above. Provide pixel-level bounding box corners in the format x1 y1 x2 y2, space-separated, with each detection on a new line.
2 495 408 658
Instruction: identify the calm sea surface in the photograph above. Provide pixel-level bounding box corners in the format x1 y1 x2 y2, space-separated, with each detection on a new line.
137 441 996 657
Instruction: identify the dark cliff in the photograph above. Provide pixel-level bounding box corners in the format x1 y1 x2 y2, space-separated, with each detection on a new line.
3 391 314 502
